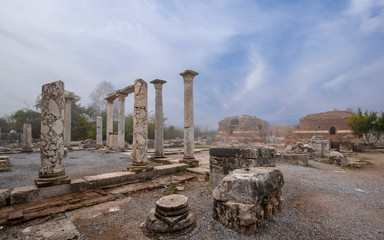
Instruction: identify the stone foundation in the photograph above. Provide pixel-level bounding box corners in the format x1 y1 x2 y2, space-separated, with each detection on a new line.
143 194 197 238
280 153 309 166
209 147 276 186
0 156 12 171
213 167 284 236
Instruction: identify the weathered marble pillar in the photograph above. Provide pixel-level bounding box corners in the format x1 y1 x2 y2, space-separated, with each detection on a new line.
35 80 70 187
64 97 73 148
106 99 114 145
129 79 153 172
96 116 103 146
180 70 199 167
150 79 167 158
117 93 126 151
21 123 33 152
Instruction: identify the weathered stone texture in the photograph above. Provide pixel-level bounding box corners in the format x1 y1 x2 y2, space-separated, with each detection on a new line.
21 123 33 152
329 151 348 166
180 70 199 167
35 80 70 187
209 147 276 186
96 116 103 146
64 97 73 147
117 94 126 151
150 79 167 158
143 194 197 238
108 133 118 151
0 156 12 171
311 135 331 157
213 168 284 236
22 218 80 240
214 115 271 144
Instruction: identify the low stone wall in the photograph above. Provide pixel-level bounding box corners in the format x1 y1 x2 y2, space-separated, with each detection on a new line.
279 153 309 167
209 147 276 186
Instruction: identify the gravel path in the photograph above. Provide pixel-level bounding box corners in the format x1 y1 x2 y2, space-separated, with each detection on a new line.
1 152 383 239
69 157 384 240
0 150 134 189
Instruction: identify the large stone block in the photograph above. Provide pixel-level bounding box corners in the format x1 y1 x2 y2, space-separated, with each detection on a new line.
0 189 9 207
213 168 284 236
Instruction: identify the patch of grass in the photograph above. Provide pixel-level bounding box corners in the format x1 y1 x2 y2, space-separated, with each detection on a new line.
145 177 152 181
319 159 331 164
194 145 210 149
48 213 59 220
358 159 373 165
170 185 178 194
159 184 165 189
345 153 355 157
342 165 361 170
321 154 327 158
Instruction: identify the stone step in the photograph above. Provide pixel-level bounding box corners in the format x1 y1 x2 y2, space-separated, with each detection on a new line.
186 167 210 175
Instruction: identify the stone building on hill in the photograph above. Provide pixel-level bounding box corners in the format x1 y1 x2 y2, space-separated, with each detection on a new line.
285 110 355 142
213 115 271 144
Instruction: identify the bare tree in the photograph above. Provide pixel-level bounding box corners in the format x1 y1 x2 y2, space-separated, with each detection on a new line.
89 81 117 117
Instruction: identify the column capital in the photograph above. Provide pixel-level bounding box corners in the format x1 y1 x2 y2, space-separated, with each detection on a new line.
117 93 127 101
150 79 167 89
65 96 74 103
180 69 198 84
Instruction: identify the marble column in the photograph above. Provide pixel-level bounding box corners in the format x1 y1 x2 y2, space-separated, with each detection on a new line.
180 69 199 167
35 80 70 187
117 93 126 151
96 116 103 146
64 97 73 148
150 79 167 158
106 99 114 145
129 79 153 172
21 123 33 152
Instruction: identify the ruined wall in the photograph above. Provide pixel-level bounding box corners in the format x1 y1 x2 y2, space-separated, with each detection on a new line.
271 124 292 141
286 110 356 142
214 115 270 144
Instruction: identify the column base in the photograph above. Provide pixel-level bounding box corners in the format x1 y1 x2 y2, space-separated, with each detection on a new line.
128 162 154 173
21 147 33 153
34 175 71 188
179 157 199 167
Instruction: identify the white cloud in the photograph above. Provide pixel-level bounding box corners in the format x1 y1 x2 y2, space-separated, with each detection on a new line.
345 0 384 34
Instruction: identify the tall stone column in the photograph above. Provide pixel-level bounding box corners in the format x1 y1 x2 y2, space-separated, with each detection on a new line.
35 80 70 187
129 79 153 172
21 123 33 152
150 79 167 158
180 69 199 167
96 116 103 147
106 99 114 145
117 93 126 151
64 97 73 148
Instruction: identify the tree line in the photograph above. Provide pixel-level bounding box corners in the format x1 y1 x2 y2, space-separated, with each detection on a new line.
0 81 216 142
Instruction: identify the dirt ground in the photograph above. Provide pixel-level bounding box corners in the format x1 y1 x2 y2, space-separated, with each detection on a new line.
1 151 383 240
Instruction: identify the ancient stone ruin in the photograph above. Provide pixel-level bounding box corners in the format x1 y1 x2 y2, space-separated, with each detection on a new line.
209 147 276 186
21 123 33 153
143 194 197 238
0 156 11 172
213 167 284 236
329 151 349 166
35 80 71 187
286 110 356 143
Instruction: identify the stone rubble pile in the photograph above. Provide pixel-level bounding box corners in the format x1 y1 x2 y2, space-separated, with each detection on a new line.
213 167 284 236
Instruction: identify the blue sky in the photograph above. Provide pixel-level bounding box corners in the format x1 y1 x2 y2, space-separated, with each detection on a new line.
0 0 383 129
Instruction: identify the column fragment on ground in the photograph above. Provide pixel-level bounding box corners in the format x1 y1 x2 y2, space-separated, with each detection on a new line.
180 70 199 167
96 116 103 147
150 79 167 158
64 97 73 148
21 123 33 152
117 93 127 151
106 99 114 145
129 79 153 172
35 80 70 187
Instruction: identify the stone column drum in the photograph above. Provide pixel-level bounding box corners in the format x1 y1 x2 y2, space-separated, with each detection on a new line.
106 99 114 145
150 79 167 158
129 79 153 172
21 123 33 152
117 94 126 151
64 97 73 148
96 116 103 147
35 80 70 187
180 69 199 167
